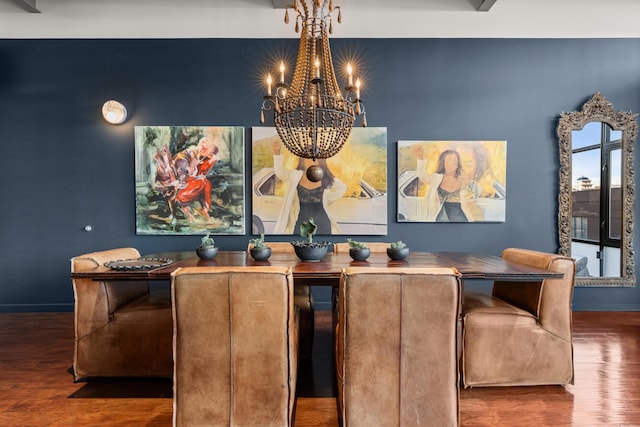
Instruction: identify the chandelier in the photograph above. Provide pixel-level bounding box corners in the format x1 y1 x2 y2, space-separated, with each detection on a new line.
260 0 367 161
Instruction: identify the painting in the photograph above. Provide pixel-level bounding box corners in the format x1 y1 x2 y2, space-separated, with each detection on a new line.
252 127 388 236
135 126 245 235
397 140 507 222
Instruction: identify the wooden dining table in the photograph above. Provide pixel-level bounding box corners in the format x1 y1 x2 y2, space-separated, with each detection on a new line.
70 249 563 404
71 250 563 284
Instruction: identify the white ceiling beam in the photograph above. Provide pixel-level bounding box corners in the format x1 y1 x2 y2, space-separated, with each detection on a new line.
272 0 498 12
13 0 41 13
477 0 498 12
3 0 640 39
271 0 289 9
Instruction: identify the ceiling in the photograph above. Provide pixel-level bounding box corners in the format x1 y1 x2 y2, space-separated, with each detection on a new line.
269 0 497 12
0 0 639 39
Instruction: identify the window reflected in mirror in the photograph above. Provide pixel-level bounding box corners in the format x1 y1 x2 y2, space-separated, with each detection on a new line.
571 122 621 278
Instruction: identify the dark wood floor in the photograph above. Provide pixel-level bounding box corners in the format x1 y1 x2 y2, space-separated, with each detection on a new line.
1 310 639 426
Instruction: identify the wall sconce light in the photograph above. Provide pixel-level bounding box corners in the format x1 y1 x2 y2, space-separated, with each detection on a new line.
102 100 127 124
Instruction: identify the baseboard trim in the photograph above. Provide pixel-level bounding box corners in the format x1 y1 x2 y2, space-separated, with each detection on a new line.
315 302 332 311
0 303 74 313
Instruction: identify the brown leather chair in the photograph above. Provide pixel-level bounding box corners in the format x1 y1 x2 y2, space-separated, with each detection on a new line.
333 242 391 253
70 248 172 381
332 242 390 330
336 267 461 427
462 248 576 387
259 241 315 360
171 266 297 427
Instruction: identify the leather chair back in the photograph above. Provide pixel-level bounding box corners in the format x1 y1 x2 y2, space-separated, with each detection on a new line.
171 266 297 427
494 248 575 342
260 241 316 360
336 267 461 427
72 248 148 321
256 241 296 253
333 242 390 253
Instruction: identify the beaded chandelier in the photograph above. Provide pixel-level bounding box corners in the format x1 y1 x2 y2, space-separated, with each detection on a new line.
260 0 367 161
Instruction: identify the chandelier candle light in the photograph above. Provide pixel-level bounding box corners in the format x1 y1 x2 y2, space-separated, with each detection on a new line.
260 0 367 172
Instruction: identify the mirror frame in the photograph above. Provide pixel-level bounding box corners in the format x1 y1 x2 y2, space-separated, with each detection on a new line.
557 92 637 287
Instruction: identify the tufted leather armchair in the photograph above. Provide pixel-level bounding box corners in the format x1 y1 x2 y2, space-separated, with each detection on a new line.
462 248 576 387
70 248 173 381
335 267 461 427
171 266 298 427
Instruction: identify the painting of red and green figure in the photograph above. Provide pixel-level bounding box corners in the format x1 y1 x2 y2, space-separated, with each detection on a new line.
135 126 245 235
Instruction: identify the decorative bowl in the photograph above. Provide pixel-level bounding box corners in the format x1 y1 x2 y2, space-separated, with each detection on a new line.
250 247 272 261
387 247 410 261
291 241 330 262
349 248 371 261
196 246 219 260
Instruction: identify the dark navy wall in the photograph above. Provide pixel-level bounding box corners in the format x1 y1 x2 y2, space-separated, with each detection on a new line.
1 38 639 312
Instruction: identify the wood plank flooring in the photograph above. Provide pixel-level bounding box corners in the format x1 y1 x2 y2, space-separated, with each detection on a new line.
1 311 639 426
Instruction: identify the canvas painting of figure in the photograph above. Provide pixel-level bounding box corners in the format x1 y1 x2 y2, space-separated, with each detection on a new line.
397 140 507 223
135 126 245 235
252 127 388 236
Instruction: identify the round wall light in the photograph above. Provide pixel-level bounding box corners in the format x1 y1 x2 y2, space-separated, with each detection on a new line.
102 100 128 124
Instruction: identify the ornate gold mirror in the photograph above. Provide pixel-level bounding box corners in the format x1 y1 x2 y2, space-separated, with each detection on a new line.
557 92 637 287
